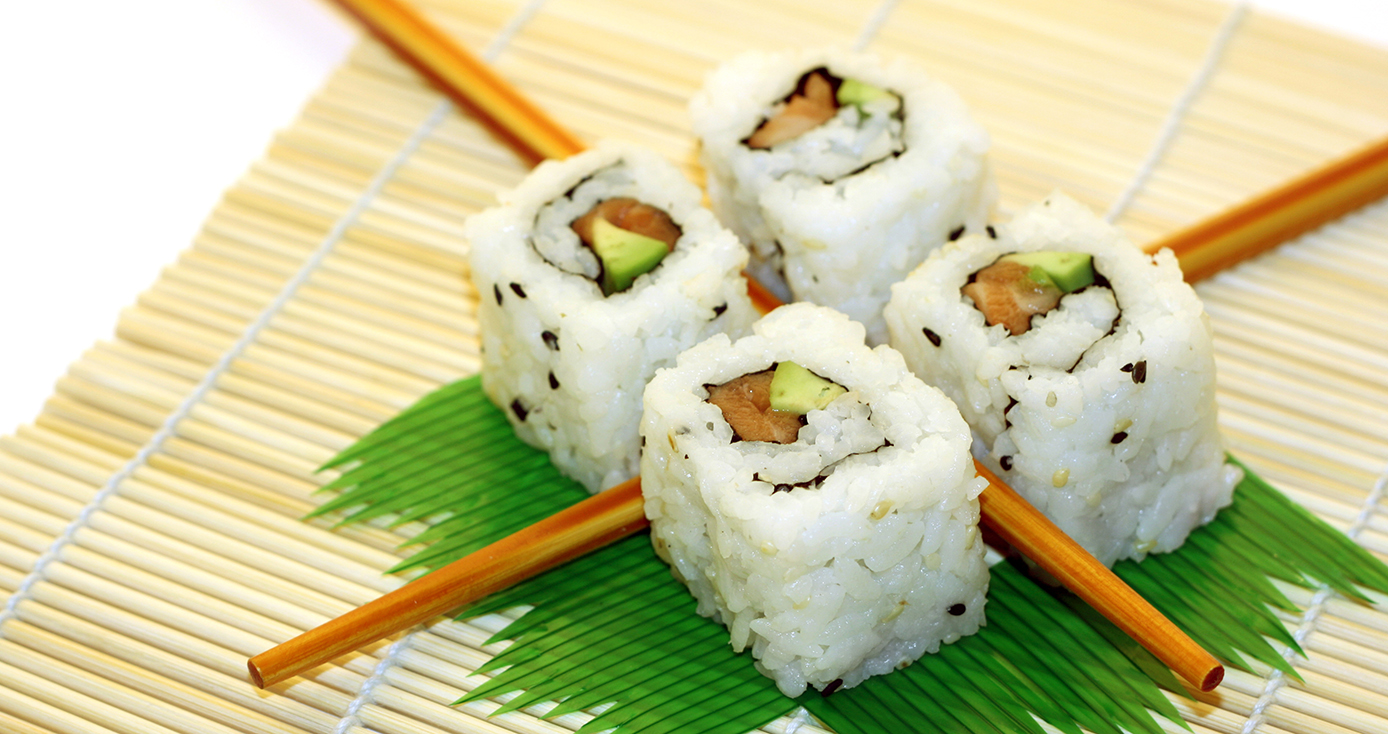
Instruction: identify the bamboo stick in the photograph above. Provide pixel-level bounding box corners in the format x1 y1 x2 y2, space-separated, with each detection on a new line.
970 462 1224 691
330 0 586 164
0 639 286 734
249 466 1221 693
1147 137 1388 281
248 476 647 688
0 683 119 734
14 604 353 729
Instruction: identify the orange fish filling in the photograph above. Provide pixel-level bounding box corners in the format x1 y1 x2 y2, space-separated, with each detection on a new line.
571 197 682 251
962 259 1063 336
745 70 839 149
706 369 804 444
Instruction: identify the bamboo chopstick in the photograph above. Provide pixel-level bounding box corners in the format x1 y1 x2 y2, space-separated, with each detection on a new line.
972 462 1223 691
248 476 647 688
248 461 1224 692
1148 136 1388 281
329 0 586 163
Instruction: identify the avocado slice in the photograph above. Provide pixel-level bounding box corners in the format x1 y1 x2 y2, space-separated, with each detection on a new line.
769 361 846 414
590 217 670 295
999 251 1094 293
836 78 901 114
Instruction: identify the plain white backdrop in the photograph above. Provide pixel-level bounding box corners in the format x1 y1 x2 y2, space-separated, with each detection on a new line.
0 0 1384 433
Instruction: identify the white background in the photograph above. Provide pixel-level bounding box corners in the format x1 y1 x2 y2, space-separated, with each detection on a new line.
0 0 1384 433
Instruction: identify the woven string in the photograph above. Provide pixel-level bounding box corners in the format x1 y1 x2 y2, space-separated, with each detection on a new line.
324 4 551 730
331 635 416 734
853 0 902 53
1103 6 1388 730
0 98 455 635
1241 465 1388 734
1105 2 1247 223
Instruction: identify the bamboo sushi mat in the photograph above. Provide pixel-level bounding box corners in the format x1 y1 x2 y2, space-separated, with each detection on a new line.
1 0 1387 732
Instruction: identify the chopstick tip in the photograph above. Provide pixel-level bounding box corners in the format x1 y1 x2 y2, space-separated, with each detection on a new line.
1199 663 1224 692
247 657 268 689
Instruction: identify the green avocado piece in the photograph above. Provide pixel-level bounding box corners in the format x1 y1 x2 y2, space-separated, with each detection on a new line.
769 361 847 414
591 217 670 295
836 78 901 114
999 251 1095 293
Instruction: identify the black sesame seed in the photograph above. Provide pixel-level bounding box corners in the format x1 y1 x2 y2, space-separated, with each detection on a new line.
1000 455 1013 471
922 326 942 347
948 603 966 616
510 399 528 421
821 679 844 697
542 330 560 351
1120 363 1134 373
1132 360 1148 384
510 282 527 298
1111 431 1128 444
640 436 646 447
493 284 503 305
948 225 966 241
713 303 728 317
549 371 559 389
985 225 997 239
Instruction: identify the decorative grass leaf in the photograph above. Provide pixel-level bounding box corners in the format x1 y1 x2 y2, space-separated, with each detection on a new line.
462 534 796 734
313 377 589 573
316 376 1388 734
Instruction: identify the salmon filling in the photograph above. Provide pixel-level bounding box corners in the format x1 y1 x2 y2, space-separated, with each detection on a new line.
571 197 681 250
706 369 804 444
962 260 1063 336
571 198 682 295
745 69 840 149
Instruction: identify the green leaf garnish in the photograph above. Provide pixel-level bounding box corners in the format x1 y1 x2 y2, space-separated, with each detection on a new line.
313 376 1388 734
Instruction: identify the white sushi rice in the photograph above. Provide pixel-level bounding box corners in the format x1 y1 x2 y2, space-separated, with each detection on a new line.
884 193 1241 567
690 48 995 344
641 303 989 697
466 141 757 492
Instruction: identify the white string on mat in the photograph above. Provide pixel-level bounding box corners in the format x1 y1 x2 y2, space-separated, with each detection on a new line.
853 0 902 52
0 35 454 639
1240 466 1388 734
1105 2 1247 224
324 3 550 729
332 635 416 734
1109 5 1382 731
782 706 817 734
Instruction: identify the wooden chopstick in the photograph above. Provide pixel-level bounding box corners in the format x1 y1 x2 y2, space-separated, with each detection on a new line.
249 476 647 688
249 275 1222 693
330 0 585 163
973 462 1223 691
256 0 1388 696
249 461 1223 692
1147 136 1388 281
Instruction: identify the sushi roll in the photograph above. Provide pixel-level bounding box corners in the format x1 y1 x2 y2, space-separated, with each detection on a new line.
641 303 988 697
690 48 995 344
466 141 758 492
883 193 1241 567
